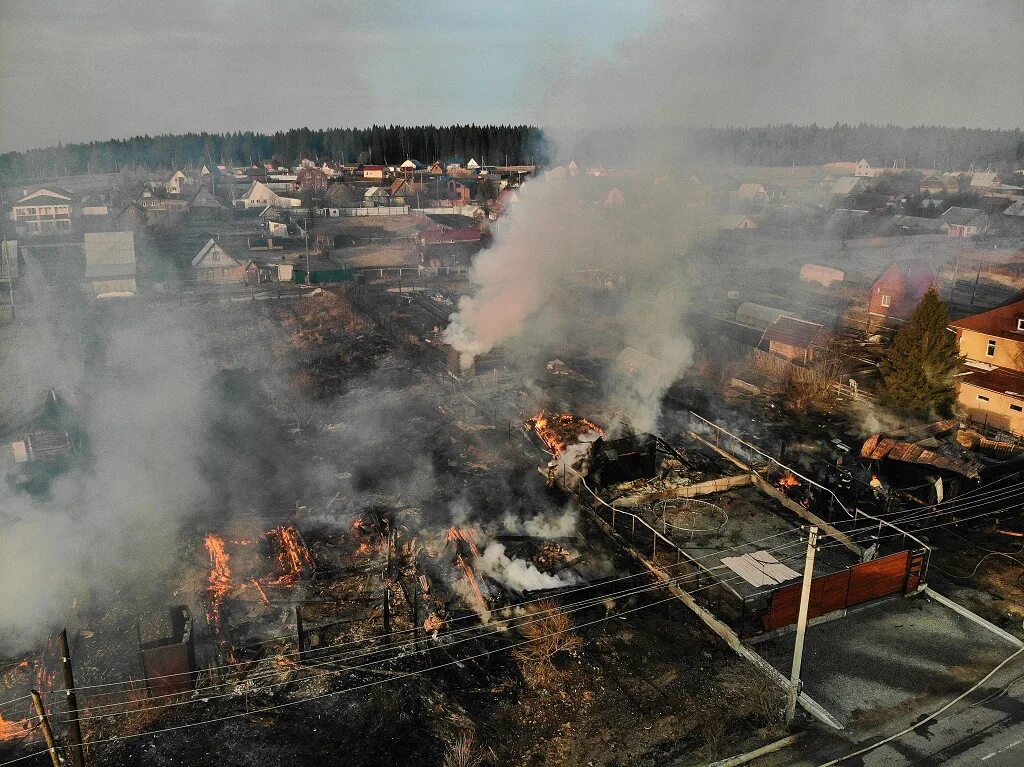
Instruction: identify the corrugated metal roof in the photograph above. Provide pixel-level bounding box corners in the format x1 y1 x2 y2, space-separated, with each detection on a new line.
941 206 987 227
84 232 136 278
860 435 982 479
763 316 827 349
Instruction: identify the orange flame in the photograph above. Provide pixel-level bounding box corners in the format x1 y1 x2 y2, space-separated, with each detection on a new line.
446 526 481 557
204 533 232 633
0 712 31 742
527 412 603 457
777 473 800 489
265 526 313 586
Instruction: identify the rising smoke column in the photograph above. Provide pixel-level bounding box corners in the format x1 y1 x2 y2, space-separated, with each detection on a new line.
445 172 710 431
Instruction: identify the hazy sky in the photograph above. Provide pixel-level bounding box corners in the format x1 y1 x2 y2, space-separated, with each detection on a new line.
1 0 1021 153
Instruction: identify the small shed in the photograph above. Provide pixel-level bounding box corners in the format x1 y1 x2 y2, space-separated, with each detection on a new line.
941 207 988 238
761 317 829 363
84 231 137 297
868 261 935 320
799 264 844 288
736 302 799 330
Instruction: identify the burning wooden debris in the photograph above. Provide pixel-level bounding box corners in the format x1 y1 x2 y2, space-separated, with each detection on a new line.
265 525 315 586
777 472 801 490
526 412 603 457
860 419 987 479
0 713 31 744
204 533 233 634
202 525 315 638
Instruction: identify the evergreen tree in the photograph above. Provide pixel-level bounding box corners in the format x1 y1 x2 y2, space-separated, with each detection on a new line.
878 287 961 418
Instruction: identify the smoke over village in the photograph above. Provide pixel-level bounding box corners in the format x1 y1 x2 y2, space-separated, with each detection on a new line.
1 2 1023 766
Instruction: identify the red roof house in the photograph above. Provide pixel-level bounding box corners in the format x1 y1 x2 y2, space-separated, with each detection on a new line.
868 261 936 321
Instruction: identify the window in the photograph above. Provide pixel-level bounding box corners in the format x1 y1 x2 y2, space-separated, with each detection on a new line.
880 295 891 308
1017 318 1024 331
977 394 990 402
987 339 997 357
1011 404 1023 413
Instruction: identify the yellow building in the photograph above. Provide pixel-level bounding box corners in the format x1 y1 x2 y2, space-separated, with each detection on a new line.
950 297 1024 435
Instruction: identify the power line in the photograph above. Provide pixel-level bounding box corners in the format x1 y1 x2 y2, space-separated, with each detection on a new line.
1 573 789 766
24 524 807 699
55 542 814 724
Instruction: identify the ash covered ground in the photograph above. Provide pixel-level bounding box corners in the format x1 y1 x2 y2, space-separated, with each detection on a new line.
0 283 781 766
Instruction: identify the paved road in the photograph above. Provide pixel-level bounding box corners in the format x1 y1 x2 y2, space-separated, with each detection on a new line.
762 651 1024 766
830 659 1024 766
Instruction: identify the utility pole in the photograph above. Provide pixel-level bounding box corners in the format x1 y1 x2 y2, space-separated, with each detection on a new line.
295 606 305 663
2 247 14 320
969 263 982 309
59 629 86 767
304 223 311 285
30 690 62 767
785 526 819 726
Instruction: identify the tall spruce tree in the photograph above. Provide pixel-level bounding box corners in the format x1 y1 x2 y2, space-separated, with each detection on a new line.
878 287 961 418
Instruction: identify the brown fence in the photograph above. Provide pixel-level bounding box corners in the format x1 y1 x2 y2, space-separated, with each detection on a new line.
761 549 926 632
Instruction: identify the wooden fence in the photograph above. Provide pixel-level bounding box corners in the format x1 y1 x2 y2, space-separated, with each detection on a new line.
761 548 926 632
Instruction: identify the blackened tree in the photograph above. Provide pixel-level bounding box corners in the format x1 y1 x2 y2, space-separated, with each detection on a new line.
878 287 961 418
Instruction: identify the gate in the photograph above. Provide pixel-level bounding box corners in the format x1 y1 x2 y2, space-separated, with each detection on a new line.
761 548 926 632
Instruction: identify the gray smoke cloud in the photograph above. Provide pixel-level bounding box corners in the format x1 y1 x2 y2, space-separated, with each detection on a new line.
445 32 716 431
0 303 211 649
0 277 313 652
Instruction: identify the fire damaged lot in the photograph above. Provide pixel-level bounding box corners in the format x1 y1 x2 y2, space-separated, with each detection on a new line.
0 285 789 766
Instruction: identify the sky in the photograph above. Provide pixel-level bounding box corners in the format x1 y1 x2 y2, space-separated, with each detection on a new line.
0 0 1021 153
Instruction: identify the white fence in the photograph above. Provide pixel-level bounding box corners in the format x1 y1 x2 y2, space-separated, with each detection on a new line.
335 206 410 217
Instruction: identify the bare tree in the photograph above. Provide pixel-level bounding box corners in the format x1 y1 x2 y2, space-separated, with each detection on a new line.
512 600 583 687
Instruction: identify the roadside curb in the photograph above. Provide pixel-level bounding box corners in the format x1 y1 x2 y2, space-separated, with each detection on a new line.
924 586 1024 648
702 732 804 767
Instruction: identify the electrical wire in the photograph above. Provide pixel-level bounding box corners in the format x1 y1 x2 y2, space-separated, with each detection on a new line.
25 522 808 698
17 475 1020 714
0 573 790 766
4 423 1017 725
55 540 815 724
815 644 1024 767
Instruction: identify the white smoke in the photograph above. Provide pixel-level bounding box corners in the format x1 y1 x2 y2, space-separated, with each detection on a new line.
444 121 711 433
475 542 579 593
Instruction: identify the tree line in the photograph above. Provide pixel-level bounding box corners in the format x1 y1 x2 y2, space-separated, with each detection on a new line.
690 123 1024 173
0 124 549 180
1 122 1022 180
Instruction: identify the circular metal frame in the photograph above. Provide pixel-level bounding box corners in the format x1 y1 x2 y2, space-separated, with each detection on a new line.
655 497 729 537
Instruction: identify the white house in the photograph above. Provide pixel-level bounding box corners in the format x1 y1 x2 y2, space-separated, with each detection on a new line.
466 158 480 170
237 181 301 209
854 160 882 178
166 170 190 195
11 188 74 235
191 239 246 283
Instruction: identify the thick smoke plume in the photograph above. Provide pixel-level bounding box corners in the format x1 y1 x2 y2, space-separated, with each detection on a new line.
0 281 307 652
445 163 710 433
476 542 579 592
